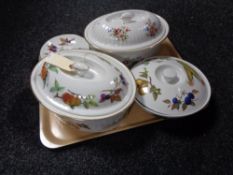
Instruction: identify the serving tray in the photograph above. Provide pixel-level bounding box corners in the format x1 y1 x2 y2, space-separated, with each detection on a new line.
39 38 181 149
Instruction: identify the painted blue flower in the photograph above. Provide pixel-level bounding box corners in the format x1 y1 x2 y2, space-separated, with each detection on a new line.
184 96 192 105
144 26 149 32
187 92 195 99
172 97 179 104
163 89 199 111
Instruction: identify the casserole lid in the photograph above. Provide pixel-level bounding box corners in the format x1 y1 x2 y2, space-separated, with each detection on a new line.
31 50 136 119
84 9 169 51
131 56 211 118
39 34 89 60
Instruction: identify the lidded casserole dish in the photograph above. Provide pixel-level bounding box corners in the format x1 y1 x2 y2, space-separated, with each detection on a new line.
85 9 169 65
31 50 136 132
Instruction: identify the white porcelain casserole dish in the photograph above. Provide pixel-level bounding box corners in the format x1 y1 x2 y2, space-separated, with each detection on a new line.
31 50 136 132
84 9 169 66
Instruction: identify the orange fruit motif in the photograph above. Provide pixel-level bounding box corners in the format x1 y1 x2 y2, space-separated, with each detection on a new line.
41 63 48 81
149 26 157 36
109 88 122 103
110 95 121 103
135 79 149 95
62 92 81 107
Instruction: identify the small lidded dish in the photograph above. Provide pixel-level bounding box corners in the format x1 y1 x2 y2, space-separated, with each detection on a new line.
84 9 169 66
131 56 211 118
39 34 89 60
31 50 136 132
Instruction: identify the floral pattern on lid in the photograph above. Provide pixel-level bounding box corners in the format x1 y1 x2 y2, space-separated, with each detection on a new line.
85 10 168 50
135 67 161 101
131 56 211 118
39 34 89 60
144 19 158 37
163 89 199 111
108 26 131 41
176 60 205 86
31 50 136 118
39 62 127 109
59 37 76 46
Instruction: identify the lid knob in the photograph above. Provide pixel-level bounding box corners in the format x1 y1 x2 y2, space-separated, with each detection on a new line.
120 12 134 24
162 67 178 84
71 62 89 77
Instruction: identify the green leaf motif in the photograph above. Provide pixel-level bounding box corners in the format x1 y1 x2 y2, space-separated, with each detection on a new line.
172 103 179 110
139 67 149 79
176 103 180 110
89 100 98 107
177 60 205 86
150 85 161 101
171 104 176 110
55 80 59 89
48 65 58 73
150 86 161 94
191 101 196 106
152 93 158 101
50 80 64 93
83 101 89 109
163 99 171 104
50 87 57 92
182 103 187 111
82 95 98 109
137 67 161 101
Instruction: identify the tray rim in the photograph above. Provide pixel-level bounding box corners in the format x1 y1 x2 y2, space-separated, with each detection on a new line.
39 105 164 149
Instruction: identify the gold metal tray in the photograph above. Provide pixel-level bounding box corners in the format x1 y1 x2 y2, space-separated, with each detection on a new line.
39 38 181 149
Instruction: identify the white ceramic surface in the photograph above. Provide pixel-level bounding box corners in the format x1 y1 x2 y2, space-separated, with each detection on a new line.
31 50 136 132
39 34 89 60
131 56 211 118
84 9 169 65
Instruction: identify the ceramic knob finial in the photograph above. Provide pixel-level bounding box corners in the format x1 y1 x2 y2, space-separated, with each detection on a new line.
120 12 134 23
162 67 178 84
72 62 89 77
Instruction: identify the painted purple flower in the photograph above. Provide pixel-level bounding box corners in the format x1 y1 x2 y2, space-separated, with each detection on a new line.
99 94 111 103
48 44 57 52
120 74 128 86
99 88 122 103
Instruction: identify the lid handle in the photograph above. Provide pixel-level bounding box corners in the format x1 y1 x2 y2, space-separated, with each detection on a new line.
120 12 134 24
162 68 179 84
71 62 89 77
